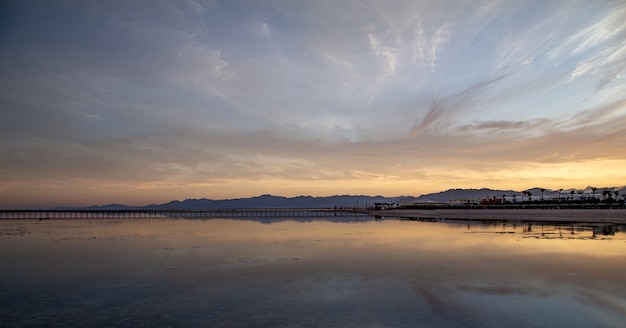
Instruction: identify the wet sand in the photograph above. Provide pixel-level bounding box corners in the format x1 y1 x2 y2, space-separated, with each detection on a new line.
370 208 626 223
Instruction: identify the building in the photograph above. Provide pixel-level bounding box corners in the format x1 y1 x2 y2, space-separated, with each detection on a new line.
480 198 503 206
449 198 480 206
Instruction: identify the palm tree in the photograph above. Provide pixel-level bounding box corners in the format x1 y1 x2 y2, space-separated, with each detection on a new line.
615 190 620 201
591 187 597 199
570 190 575 201
558 188 563 201
602 190 609 201
540 188 546 200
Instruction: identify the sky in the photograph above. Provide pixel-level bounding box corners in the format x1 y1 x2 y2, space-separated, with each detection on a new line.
1 0 626 208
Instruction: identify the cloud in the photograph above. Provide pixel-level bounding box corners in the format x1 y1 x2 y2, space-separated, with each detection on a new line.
430 22 452 69
411 20 451 70
548 4 626 59
544 3 626 89
368 33 399 78
2 1 626 206
254 21 271 38
408 73 512 136
456 119 549 133
183 0 206 14
569 41 626 90
564 99 626 128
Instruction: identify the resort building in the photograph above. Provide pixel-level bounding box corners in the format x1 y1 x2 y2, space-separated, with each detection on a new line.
449 198 480 206
400 201 448 208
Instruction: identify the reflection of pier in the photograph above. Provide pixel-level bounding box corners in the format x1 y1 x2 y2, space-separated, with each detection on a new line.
0 209 359 220
392 216 624 239
520 221 619 237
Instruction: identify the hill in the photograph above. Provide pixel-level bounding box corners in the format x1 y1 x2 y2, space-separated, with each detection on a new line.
54 186 625 210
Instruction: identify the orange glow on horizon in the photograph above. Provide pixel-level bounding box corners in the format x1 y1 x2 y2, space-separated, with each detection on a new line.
2 158 625 208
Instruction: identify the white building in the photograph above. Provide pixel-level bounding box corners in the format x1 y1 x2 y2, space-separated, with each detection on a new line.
449 198 480 206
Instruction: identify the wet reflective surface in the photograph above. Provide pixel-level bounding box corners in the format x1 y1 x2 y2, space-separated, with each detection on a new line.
1 217 626 327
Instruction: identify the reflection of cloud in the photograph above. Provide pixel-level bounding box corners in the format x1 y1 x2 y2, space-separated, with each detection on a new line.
577 289 626 317
458 285 549 297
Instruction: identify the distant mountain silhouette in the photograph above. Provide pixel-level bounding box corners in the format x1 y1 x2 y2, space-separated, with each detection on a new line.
142 194 417 210
55 195 417 210
413 186 626 202
412 188 519 203
54 186 625 210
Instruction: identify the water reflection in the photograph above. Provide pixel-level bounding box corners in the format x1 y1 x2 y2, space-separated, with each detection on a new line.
1 217 625 327
386 216 625 240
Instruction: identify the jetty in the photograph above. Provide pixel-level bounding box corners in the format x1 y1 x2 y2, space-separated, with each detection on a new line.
0 208 365 220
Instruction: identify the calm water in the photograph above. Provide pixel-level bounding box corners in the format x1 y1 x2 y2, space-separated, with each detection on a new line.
1 217 625 327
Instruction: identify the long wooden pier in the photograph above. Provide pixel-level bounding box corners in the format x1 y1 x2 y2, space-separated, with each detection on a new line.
0 208 364 220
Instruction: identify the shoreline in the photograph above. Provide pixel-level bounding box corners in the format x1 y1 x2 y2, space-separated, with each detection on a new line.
369 208 626 224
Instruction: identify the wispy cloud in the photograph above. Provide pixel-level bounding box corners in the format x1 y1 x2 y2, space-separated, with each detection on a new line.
546 3 626 90
548 5 626 59
564 99 626 128
430 22 452 69
256 21 271 37
368 33 399 78
456 119 549 133
569 41 626 90
411 20 451 71
2 0 626 206
409 73 512 136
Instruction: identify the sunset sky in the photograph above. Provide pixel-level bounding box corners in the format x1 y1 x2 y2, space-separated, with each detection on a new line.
2 1 626 208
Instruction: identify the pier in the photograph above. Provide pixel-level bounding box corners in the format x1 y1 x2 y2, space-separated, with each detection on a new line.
0 208 362 220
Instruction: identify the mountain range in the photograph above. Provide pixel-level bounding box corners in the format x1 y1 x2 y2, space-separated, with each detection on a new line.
57 186 626 210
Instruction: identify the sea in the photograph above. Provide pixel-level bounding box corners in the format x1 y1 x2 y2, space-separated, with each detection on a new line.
1 215 625 327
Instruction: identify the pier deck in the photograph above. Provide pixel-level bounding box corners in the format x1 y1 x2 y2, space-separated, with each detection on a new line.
0 208 363 220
